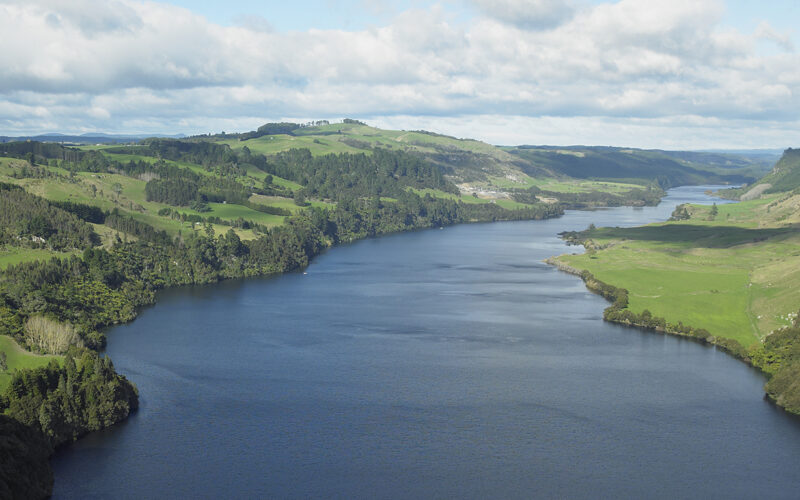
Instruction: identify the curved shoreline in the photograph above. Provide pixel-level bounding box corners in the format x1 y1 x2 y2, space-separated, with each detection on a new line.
545 253 795 416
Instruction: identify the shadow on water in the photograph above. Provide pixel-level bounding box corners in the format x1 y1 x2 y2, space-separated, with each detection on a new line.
583 224 797 247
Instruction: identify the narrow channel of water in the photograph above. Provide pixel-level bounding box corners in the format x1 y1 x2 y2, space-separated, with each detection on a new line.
52 186 800 499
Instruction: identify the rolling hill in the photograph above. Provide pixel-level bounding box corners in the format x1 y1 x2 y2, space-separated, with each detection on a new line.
209 122 771 193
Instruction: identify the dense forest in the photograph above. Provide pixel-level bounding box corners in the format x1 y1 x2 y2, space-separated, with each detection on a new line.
0 183 99 250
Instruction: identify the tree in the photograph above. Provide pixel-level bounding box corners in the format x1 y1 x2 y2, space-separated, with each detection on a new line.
0 351 7 371
112 182 123 200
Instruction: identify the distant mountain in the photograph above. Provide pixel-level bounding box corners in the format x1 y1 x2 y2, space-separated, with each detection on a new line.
504 145 771 188
0 132 186 144
696 148 784 157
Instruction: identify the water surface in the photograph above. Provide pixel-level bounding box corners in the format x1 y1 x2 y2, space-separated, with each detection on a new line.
52 186 800 499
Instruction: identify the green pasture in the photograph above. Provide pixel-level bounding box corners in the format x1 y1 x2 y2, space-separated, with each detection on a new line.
249 195 332 212
181 202 286 227
0 335 61 392
0 247 77 269
220 135 366 157
224 122 505 158
556 194 800 346
409 187 531 210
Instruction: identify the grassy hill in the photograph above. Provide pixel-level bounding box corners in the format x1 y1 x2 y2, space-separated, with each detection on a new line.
1 121 768 211
216 121 543 184
212 121 768 194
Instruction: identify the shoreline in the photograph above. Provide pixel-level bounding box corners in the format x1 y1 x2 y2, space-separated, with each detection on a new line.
544 250 796 417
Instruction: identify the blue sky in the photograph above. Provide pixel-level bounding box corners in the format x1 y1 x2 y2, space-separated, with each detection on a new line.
165 1 464 30
0 0 797 148
169 0 800 36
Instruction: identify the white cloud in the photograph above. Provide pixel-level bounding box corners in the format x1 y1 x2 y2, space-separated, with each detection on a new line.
0 0 797 148
754 21 796 52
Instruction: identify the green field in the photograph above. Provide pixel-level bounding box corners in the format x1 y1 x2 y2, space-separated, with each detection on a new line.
0 335 61 391
182 202 286 227
555 194 800 347
0 247 78 269
487 174 642 194
76 146 217 177
408 187 532 210
0 154 315 243
219 122 535 189
249 195 334 213
220 134 367 157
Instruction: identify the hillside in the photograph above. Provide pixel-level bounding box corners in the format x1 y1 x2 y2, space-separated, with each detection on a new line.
214 121 546 185
742 148 800 199
1 122 768 207
208 121 766 196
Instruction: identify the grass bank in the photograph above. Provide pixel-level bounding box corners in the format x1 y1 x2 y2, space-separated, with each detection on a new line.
0 336 61 392
550 192 800 413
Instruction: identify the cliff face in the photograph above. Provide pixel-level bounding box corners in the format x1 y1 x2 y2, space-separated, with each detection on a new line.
758 148 800 195
0 415 54 499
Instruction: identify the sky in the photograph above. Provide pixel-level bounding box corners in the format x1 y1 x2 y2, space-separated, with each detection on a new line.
0 0 798 149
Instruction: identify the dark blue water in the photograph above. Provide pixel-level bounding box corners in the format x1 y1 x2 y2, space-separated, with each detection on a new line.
51 186 800 499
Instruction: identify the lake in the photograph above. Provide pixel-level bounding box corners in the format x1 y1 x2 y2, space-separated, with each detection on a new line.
51 186 800 499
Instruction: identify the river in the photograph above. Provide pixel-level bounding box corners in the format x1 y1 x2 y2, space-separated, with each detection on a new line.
51 186 800 499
